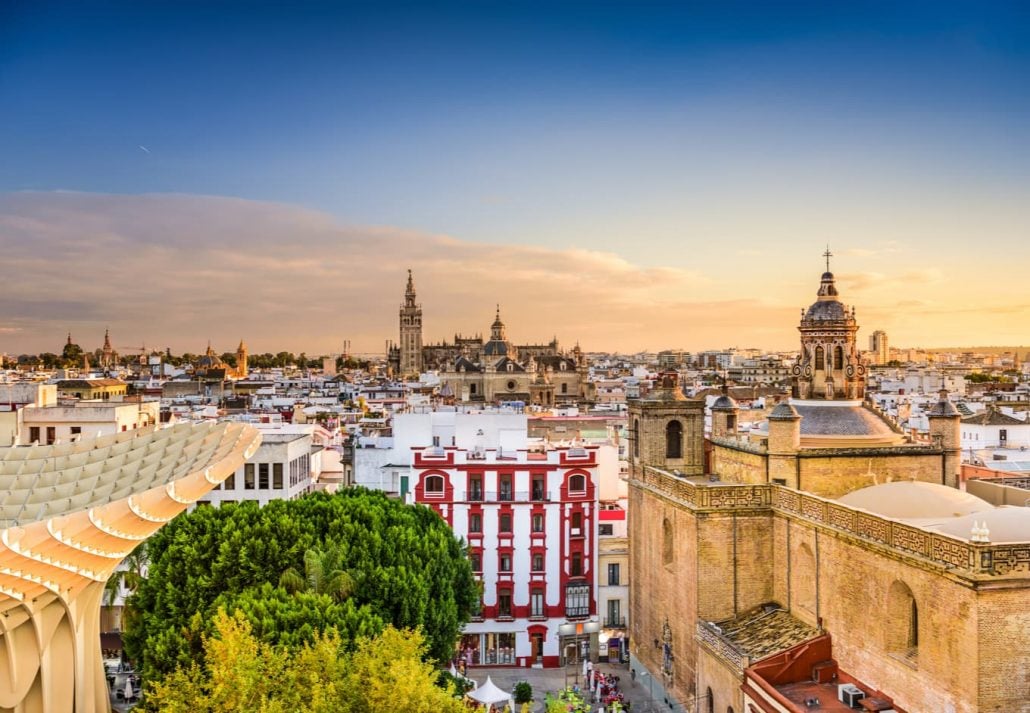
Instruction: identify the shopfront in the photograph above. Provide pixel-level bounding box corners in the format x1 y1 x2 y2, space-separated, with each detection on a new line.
459 632 517 666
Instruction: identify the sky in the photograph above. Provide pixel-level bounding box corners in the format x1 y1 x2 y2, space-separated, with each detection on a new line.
1 1 1028 355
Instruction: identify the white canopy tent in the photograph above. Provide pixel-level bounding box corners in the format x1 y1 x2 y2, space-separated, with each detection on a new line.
468 676 511 709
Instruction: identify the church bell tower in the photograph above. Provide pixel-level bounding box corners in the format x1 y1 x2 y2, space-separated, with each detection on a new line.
399 270 423 377
791 249 866 400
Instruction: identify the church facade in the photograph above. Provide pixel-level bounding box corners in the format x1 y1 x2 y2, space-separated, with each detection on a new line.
627 262 1030 713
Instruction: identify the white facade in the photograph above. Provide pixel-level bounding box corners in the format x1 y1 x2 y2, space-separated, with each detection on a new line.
18 400 160 445
203 430 318 506
353 411 528 497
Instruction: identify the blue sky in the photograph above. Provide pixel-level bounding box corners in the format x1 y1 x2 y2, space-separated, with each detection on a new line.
1 1 1028 352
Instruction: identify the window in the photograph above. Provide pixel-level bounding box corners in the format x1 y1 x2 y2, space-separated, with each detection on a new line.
258 463 269 489
632 418 639 458
425 475 445 496
532 513 544 532
569 474 586 493
499 474 513 501
886 580 919 663
531 589 545 618
571 552 582 576
608 563 621 586
498 591 512 618
499 512 512 533
70 426 81 436
532 553 544 571
607 599 621 627
29 427 40 443
469 476 483 501
599 523 613 536
666 420 682 458
244 463 255 490
572 511 582 530
834 345 844 370
225 471 236 489
499 553 511 572
532 476 546 501
565 581 590 618
273 463 283 489
561 382 568 394
432 435 440 447
815 346 825 370
469 513 482 533
470 553 482 572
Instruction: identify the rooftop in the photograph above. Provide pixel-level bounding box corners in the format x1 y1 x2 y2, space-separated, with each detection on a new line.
707 604 819 662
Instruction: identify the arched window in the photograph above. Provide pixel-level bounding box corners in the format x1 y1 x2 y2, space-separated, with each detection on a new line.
633 418 640 458
666 420 682 459
706 687 714 713
834 345 844 370
886 580 919 663
814 346 824 370
424 475 445 496
569 474 586 493
662 518 674 566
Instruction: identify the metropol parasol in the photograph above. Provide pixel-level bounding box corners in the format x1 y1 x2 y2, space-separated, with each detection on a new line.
0 420 259 712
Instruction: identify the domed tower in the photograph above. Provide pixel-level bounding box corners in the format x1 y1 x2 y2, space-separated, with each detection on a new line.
482 305 517 361
399 270 423 376
791 250 866 400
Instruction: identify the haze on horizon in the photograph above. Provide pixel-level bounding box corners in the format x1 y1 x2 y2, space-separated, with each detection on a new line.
1 2 1028 356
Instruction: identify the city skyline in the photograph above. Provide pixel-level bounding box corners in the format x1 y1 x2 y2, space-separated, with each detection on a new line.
1 2 1028 353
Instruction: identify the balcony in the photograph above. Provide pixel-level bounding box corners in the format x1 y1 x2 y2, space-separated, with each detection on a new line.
456 490 555 503
603 616 626 628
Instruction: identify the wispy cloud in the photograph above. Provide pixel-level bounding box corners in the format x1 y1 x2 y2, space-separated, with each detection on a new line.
0 192 1014 355
0 191 741 353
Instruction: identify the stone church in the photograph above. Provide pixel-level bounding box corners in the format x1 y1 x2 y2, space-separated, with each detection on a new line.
628 262 1030 713
388 271 593 406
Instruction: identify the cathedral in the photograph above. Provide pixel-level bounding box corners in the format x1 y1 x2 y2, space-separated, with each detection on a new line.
388 271 592 405
627 258 1030 713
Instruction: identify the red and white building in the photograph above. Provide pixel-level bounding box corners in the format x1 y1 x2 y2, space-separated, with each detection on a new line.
412 440 599 668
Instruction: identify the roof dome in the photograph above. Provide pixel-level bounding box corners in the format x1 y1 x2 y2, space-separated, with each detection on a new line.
803 299 849 322
801 269 852 323
768 402 801 420
712 394 738 410
837 482 991 519
932 508 1030 544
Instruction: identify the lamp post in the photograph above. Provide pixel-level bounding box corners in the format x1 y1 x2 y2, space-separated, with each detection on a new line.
640 671 654 713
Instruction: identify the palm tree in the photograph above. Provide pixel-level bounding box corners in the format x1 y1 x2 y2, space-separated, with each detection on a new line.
103 543 147 632
279 542 356 601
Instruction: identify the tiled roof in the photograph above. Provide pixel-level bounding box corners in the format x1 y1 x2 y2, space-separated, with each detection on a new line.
794 404 895 437
961 409 1026 426
712 605 820 662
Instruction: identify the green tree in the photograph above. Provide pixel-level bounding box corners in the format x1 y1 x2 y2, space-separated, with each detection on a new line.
144 611 465 713
125 490 476 683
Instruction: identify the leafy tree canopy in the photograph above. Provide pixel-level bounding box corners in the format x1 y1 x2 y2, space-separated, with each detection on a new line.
125 489 476 683
144 610 467 713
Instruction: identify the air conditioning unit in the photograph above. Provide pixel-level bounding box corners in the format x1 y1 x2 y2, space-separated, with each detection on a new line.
838 684 864 708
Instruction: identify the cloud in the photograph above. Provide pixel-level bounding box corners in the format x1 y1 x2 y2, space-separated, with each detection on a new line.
0 191 1010 355
0 191 750 354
